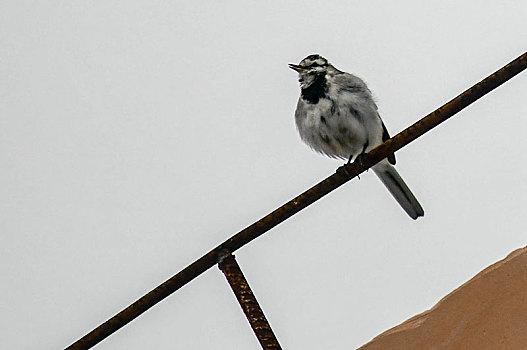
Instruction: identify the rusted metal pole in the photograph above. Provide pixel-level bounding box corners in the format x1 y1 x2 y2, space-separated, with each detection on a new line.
218 253 282 350
66 52 527 350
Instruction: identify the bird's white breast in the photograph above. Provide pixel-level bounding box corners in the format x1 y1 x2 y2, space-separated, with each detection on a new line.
295 92 371 159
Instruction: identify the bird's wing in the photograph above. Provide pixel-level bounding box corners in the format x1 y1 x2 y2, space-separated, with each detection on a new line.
381 121 396 165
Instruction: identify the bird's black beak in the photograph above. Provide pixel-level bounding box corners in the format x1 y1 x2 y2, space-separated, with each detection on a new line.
288 64 303 72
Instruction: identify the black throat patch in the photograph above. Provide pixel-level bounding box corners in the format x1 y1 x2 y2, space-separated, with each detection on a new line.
301 74 327 104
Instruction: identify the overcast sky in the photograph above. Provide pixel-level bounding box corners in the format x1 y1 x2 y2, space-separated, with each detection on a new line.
2 1 527 349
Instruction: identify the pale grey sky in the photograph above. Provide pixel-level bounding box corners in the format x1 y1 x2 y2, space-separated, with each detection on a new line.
2 1 527 349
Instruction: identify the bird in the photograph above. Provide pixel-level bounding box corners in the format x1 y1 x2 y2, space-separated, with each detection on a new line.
289 54 424 219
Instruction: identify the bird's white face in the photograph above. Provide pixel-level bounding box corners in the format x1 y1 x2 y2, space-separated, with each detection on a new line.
289 54 329 89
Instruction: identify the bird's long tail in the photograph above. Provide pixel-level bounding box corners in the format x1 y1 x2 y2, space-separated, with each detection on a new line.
373 163 424 220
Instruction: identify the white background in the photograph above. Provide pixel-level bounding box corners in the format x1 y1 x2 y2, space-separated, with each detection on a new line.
2 1 527 349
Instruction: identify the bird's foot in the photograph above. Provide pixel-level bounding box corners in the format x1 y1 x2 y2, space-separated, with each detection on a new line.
338 154 360 179
354 152 372 172
336 163 356 178
338 152 373 178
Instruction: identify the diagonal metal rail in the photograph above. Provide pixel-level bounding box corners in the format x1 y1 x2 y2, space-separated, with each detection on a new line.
66 51 527 349
218 252 282 349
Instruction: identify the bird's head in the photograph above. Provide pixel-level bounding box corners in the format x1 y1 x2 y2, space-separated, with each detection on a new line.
289 54 330 89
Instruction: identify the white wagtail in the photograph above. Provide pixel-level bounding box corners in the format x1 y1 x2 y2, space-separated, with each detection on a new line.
289 54 424 219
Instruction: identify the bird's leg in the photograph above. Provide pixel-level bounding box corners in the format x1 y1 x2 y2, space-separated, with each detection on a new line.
338 153 360 179
362 142 369 155
354 152 372 173
338 142 371 178
357 142 370 172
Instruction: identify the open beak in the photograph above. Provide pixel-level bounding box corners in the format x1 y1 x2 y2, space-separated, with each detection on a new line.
288 63 304 72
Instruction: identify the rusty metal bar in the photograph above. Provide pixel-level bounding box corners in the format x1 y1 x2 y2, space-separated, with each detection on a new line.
66 52 527 349
218 253 282 350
